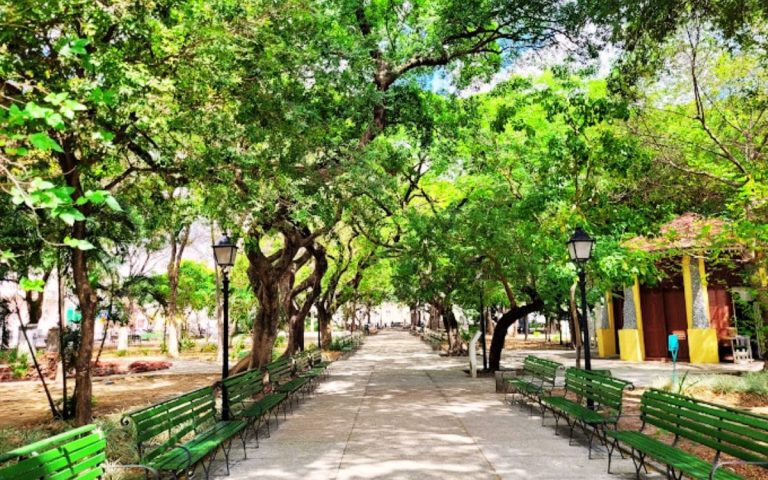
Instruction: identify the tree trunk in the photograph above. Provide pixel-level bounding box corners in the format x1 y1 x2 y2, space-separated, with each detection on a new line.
287 313 305 354
442 306 461 355
165 225 190 358
72 222 97 426
488 298 544 371
317 304 333 349
410 304 418 332
247 286 280 370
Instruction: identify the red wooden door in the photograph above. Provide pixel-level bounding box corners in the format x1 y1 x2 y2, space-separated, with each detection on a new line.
708 286 732 340
663 289 689 361
640 288 668 359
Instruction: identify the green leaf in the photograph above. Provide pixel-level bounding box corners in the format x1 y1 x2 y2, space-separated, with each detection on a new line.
20 277 46 292
93 130 115 142
44 92 69 106
8 104 27 125
64 236 95 250
84 190 108 204
105 195 123 212
60 100 87 119
24 102 51 119
0 250 14 265
89 88 117 106
4 146 29 156
28 133 63 152
29 178 56 191
45 112 65 129
60 38 90 57
54 207 86 225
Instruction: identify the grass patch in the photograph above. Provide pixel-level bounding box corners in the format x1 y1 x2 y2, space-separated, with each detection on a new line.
652 370 768 398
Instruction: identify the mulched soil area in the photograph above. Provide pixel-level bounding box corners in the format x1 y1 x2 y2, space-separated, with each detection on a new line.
0 359 172 382
0 372 218 428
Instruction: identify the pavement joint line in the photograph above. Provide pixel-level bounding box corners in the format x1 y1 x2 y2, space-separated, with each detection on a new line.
335 356 376 479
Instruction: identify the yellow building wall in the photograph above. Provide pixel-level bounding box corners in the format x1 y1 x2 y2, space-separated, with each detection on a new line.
688 328 719 363
618 329 644 361
596 292 617 357
597 329 616 357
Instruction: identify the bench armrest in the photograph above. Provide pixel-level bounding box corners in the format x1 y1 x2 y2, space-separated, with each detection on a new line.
710 461 768 479
109 464 160 479
171 444 194 470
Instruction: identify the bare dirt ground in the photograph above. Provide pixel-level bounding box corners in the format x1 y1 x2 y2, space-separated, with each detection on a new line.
503 335 571 350
0 372 218 428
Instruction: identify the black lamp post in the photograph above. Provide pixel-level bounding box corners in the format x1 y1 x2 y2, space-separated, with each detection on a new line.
567 226 595 372
213 235 237 420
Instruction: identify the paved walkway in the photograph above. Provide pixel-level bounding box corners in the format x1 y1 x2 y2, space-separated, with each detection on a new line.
212 331 643 480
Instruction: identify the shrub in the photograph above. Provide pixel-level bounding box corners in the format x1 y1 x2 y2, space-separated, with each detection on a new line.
199 342 217 353
115 350 128 357
328 337 343 351
179 336 196 352
127 361 172 373
7 352 30 379
743 371 768 396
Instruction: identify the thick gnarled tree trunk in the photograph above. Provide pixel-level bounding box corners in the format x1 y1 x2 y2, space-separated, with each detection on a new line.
488 297 544 371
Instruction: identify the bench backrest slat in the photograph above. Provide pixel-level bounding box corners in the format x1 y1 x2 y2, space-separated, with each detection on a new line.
310 350 323 365
222 369 267 417
0 425 105 480
522 356 562 386
123 386 217 463
641 389 768 464
294 353 310 373
267 359 293 383
564 368 632 415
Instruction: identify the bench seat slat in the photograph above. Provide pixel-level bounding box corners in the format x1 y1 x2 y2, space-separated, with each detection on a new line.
0 434 105 479
541 396 616 424
606 430 744 480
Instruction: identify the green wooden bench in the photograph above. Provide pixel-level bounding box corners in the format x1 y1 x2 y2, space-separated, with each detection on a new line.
122 385 247 479
0 424 111 480
338 335 355 353
294 352 325 392
605 388 768 480
541 367 634 458
309 348 331 376
266 357 309 412
222 368 287 446
506 355 563 414
423 329 447 351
